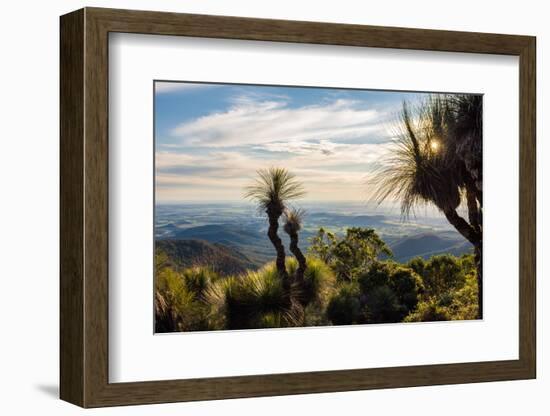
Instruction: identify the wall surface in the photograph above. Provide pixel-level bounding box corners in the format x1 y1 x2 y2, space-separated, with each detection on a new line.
0 0 546 414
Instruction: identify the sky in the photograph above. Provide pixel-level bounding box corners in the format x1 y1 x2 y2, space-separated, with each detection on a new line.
154 81 429 204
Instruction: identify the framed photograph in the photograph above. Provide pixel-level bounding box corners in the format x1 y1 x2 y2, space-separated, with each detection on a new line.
60 7 536 408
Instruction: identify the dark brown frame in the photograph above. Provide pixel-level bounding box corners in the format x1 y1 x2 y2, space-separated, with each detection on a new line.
60 7 536 408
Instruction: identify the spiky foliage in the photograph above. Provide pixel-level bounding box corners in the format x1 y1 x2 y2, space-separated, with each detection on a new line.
283 207 305 235
447 94 483 195
371 95 483 318
181 266 219 302
206 264 302 329
371 95 482 232
372 99 462 216
155 265 221 332
244 167 306 213
286 256 336 306
207 257 335 329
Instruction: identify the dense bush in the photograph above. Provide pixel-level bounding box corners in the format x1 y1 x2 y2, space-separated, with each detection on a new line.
206 256 336 330
422 255 465 297
325 260 423 325
155 236 479 331
207 269 294 329
404 254 478 322
155 265 221 332
404 299 451 322
287 256 336 306
326 284 362 325
358 261 423 323
309 227 391 281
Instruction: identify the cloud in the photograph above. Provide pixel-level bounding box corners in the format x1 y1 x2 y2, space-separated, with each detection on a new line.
254 140 337 156
254 139 393 162
155 82 211 94
170 96 393 147
156 93 405 202
155 139 395 202
156 150 263 175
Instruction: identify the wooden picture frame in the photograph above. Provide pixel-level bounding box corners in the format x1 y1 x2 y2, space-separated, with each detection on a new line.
60 7 536 408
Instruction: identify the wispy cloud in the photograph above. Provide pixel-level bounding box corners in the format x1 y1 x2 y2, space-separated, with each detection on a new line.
170 96 393 147
155 88 411 202
155 139 394 202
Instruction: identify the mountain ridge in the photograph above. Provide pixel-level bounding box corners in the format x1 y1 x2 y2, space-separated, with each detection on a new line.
390 233 472 262
156 239 257 276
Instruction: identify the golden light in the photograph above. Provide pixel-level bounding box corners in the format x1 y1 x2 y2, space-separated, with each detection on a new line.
430 140 440 152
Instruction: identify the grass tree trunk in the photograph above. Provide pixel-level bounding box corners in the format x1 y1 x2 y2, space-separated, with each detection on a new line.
466 190 481 233
288 230 307 284
474 242 482 319
154 291 177 332
465 186 483 319
288 230 308 311
442 208 480 246
266 207 288 285
443 207 483 319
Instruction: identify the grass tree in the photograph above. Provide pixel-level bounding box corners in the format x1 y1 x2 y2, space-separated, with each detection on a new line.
206 257 335 329
245 168 306 287
283 207 307 288
372 95 483 318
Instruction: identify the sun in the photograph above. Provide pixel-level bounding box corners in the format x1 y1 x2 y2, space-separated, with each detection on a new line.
430 140 440 152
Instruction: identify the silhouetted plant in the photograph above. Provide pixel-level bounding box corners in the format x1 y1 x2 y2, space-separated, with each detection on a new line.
207 257 334 330
286 256 336 307
371 95 483 317
283 207 308 288
244 168 306 287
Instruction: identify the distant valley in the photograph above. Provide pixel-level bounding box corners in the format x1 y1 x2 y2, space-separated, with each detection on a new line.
155 203 473 269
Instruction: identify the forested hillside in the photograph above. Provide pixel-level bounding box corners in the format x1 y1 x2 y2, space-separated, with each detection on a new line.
155 227 478 332
156 239 256 275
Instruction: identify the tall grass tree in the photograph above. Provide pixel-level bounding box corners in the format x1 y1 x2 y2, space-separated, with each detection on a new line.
372 95 483 318
245 168 306 288
283 207 307 285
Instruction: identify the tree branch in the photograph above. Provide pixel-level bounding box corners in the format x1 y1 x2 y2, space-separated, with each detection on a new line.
443 208 481 246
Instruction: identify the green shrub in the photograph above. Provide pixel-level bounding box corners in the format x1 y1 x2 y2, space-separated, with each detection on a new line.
182 266 219 301
309 227 392 281
326 284 362 325
204 256 337 330
358 261 422 323
422 254 465 297
445 271 479 320
403 253 478 322
155 265 220 332
286 256 336 306
407 256 426 277
404 299 451 322
363 285 404 323
404 265 479 322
